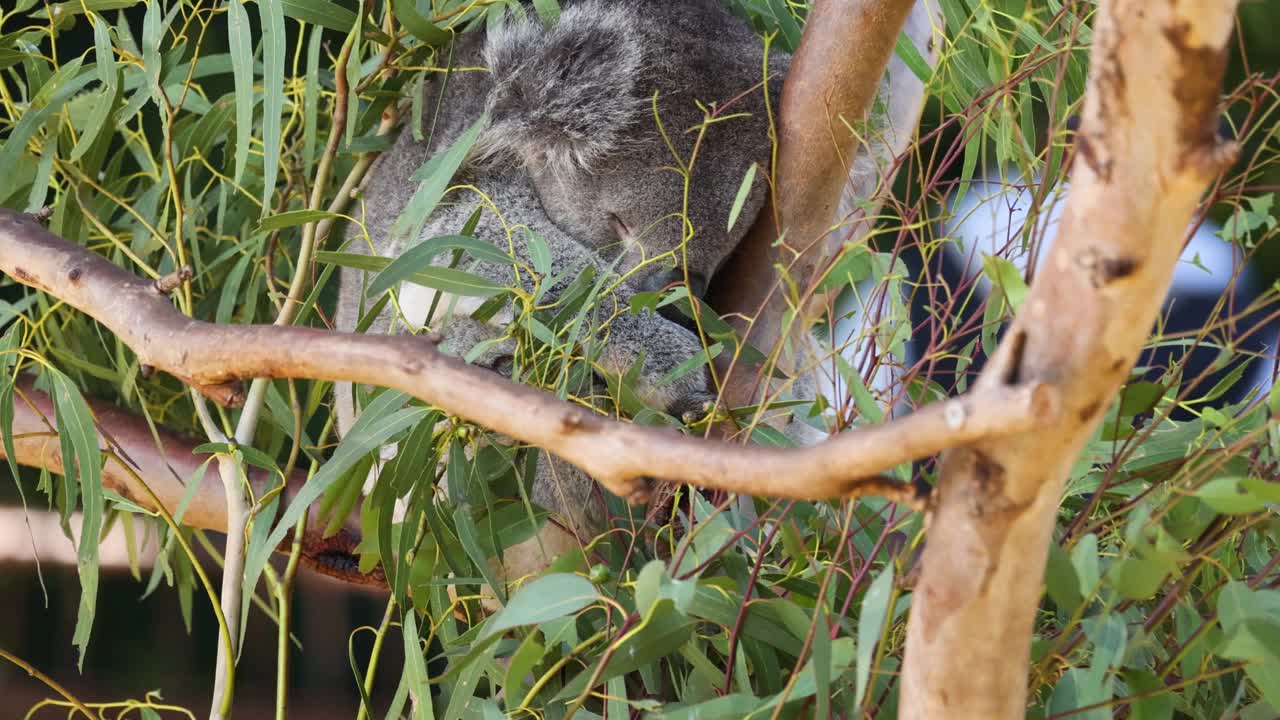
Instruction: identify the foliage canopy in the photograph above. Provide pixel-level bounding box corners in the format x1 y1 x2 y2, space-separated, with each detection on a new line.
1 0 1278 717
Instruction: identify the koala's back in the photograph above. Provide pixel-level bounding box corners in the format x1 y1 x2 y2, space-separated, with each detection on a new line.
344 31 489 256
337 0 781 370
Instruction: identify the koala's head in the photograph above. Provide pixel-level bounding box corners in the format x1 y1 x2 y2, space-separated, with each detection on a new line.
478 0 788 305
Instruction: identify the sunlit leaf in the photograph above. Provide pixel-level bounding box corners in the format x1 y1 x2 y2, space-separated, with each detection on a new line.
226 0 253 187
258 0 285 214
726 161 758 231
391 116 486 246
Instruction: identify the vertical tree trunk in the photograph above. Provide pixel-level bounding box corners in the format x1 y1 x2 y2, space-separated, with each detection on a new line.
710 0 924 403
900 1 1239 717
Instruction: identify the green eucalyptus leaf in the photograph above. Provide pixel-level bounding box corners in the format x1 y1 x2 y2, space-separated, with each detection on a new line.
482 573 598 639
1196 476 1280 515
367 235 512 298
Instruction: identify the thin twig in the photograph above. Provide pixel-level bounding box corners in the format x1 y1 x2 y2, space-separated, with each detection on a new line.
274 513 306 720
0 649 97 719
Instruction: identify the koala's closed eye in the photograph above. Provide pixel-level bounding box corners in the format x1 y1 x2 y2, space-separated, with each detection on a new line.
609 213 632 244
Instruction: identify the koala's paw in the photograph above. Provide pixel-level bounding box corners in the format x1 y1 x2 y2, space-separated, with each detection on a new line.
434 317 517 376
602 313 716 423
646 346 718 425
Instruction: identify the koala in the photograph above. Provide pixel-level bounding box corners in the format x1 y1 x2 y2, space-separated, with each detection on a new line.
477 0 785 300
334 0 789 600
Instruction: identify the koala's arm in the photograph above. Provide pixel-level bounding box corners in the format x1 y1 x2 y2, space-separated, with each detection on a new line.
335 28 492 335
396 169 716 416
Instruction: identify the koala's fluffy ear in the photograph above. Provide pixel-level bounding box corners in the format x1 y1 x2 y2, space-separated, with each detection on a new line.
479 3 652 177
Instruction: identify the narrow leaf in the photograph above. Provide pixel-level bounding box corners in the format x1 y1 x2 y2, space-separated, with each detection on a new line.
367 235 512 297
257 209 344 233
227 0 253 187
50 371 104 669
855 565 894 708
258 0 286 214
391 117 486 246
726 162 758 231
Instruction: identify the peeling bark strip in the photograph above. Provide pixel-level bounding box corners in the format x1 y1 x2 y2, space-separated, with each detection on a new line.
901 2 1240 718
0 209 1056 509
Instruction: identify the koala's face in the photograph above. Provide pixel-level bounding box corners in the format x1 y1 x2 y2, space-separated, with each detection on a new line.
478 0 787 307
529 108 773 304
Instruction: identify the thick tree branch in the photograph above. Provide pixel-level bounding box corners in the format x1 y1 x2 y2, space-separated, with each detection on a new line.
0 209 1057 507
710 0 932 392
1 377 384 587
901 2 1240 717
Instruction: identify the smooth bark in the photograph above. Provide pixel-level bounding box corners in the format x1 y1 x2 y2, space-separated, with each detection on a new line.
0 209 1055 508
900 1 1240 716
711 0 937 401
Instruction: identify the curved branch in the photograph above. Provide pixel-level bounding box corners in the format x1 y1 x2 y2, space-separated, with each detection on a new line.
1 377 385 587
901 1 1241 717
0 209 1057 506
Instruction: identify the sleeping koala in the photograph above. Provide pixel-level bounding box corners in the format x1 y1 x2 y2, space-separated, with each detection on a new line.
335 0 788 596
477 0 785 301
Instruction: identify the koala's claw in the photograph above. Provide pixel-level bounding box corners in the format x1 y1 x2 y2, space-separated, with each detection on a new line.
667 391 717 426
679 398 716 426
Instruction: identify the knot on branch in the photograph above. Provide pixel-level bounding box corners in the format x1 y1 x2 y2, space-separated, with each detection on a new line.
1162 19 1235 179
192 379 247 408
560 410 601 434
1075 246 1140 288
618 476 655 505
299 528 387 588
1028 383 1061 423
153 266 194 296
1184 139 1240 179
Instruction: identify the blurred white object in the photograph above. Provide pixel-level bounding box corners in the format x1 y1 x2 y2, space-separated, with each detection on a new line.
820 274 906 415
0 507 156 569
942 172 1239 294
942 169 1275 402
813 168 1276 424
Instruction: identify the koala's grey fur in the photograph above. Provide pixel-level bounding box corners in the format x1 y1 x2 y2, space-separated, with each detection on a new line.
479 0 786 299
335 0 789 555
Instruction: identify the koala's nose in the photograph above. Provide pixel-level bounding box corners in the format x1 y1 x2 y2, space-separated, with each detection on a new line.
638 269 708 299
638 269 707 328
